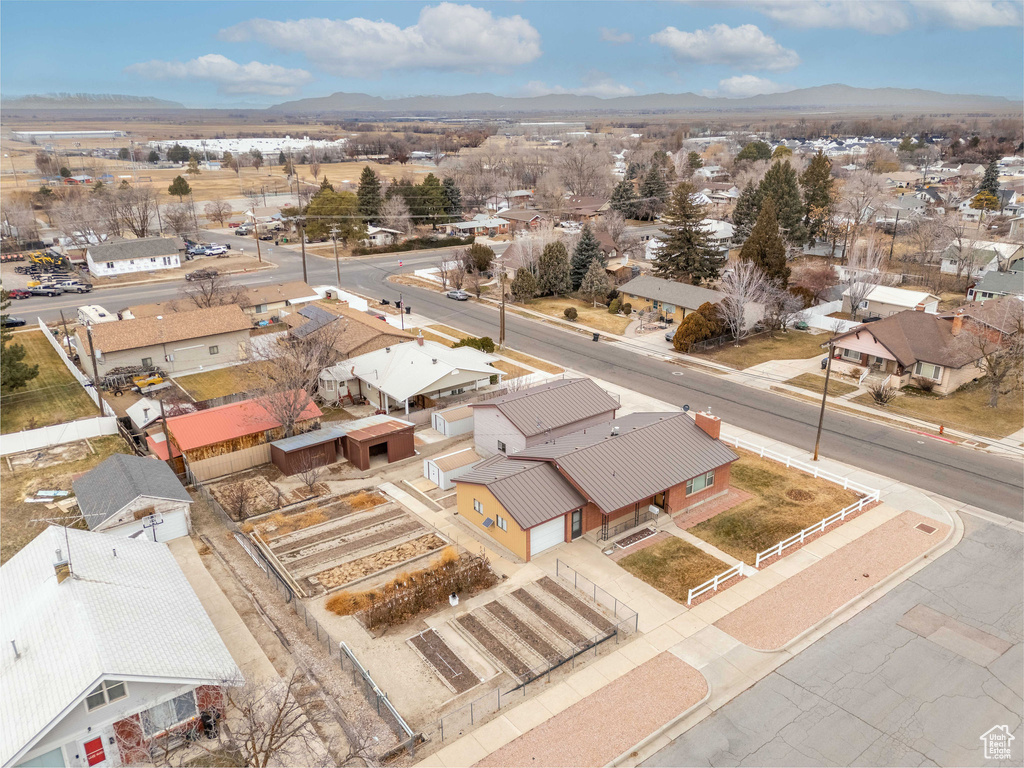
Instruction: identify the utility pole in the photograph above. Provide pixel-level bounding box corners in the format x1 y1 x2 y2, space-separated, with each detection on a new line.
58 310 72 357
158 397 176 474
399 292 405 330
189 191 199 234
85 325 106 416
4 154 17 187
251 207 262 263
299 220 308 284
813 341 834 461
887 209 900 264
330 226 341 285
498 257 506 347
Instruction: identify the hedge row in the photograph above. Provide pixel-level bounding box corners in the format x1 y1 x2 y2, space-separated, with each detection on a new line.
351 234 474 256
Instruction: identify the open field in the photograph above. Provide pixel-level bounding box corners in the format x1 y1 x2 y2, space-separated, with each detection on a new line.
0 436 131 563
853 380 1024 439
174 362 266 401
618 537 730 604
692 331 827 370
524 297 631 335
784 372 859 397
0 330 97 433
689 449 861 565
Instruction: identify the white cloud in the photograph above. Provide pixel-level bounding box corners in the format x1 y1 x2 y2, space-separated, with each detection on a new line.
520 77 637 99
712 75 789 99
751 1 1021 32
220 3 541 77
600 27 634 44
125 55 312 96
650 24 800 71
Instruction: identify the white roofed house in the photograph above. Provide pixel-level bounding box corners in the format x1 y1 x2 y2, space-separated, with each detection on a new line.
361 226 404 248
1 527 242 768
939 240 1023 278
842 284 940 318
85 238 181 277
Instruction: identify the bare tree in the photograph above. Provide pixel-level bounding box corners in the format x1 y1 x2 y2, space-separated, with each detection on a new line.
53 192 105 247
718 261 771 342
534 171 567 222
558 143 611 197
466 268 485 298
379 195 412 234
117 185 158 238
941 213 981 287
163 202 195 236
204 198 232 227
2 198 40 245
842 234 886 320
296 457 327 494
953 300 1024 408
220 478 262 520
179 272 245 309
449 258 467 290
841 171 885 252
762 283 807 333
308 147 322 183
244 188 263 211
791 259 838 304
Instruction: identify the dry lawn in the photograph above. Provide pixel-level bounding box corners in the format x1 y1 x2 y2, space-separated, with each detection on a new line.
498 348 565 374
524 297 631 335
0 330 97 433
0 436 131 563
785 372 859 397
407 328 454 347
618 537 730 604
689 449 861 565
427 323 472 341
174 362 265 401
693 331 827 370
492 360 533 379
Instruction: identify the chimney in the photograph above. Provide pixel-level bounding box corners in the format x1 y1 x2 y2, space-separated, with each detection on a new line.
951 307 965 336
54 548 71 584
695 411 721 440
416 334 424 347
915 302 926 312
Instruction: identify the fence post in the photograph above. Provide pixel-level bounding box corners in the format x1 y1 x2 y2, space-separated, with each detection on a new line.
470 701 474 726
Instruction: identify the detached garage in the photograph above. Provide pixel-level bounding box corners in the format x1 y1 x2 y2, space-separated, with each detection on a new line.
432 405 474 437
340 414 416 471
270 426 344 476
424 448 480 490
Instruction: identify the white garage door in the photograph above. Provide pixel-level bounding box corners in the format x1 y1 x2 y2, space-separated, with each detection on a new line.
114 510 189 542
529 516 566 559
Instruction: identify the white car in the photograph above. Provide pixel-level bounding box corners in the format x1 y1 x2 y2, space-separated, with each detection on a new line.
206 244 228 256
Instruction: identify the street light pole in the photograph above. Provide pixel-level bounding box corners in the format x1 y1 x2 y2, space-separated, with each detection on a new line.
4 154 18 187
813 341 834 461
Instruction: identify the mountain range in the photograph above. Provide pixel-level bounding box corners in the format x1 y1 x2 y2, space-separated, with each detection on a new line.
1 93 185 109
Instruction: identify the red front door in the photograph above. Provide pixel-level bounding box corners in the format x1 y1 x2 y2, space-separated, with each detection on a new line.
84 737 106 766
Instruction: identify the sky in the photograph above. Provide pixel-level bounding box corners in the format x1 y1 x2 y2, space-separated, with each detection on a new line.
2 1 1022 107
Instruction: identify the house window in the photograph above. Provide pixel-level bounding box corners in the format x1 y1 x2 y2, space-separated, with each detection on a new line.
256 304 268 314
150 258 156 263
141 357 153 367
496 514 508 531
162 257 171 265
324 379 336 392
141 691 197 737
686 470 715 496
85 680 128 711
840 348 861 362
473 499 483 514
105 262 114 269
209 345 219 355
915 361 943 381
497 440 507 453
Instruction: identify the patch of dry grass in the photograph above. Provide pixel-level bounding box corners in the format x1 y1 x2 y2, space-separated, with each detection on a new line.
618 538 730 604
525 297 631 335
785 372 859 397
428 324 472 341
693 331 828 370
497 348 564 375
492 360 533 379
175 362 265 401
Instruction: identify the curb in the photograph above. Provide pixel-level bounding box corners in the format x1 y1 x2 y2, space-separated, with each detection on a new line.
608 670 713 767
91 260 278 290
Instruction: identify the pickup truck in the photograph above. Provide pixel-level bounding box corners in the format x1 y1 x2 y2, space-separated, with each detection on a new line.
56 280 93 294
29 284 64 297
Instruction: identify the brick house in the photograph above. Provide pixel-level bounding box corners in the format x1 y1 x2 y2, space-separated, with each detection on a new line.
455 411 737 561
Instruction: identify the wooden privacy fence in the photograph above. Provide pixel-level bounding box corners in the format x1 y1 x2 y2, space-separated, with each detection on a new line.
187 443 272 482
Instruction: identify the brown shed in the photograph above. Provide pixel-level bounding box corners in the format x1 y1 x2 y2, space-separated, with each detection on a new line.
339 415 416 471
269 425 347 476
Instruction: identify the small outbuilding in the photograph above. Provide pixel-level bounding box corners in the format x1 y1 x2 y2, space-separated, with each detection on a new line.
269 414 416 475
270 426 344 476
424 448 481 490
431 405 474 437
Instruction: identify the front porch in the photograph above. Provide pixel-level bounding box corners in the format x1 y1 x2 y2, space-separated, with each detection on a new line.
583 503 665 546
830 349 909 390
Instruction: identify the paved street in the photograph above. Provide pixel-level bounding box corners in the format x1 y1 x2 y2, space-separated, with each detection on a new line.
18 235 1024 521
642 514 1023 767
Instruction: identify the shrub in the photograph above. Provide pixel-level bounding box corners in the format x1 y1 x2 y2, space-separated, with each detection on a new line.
453 336 496 353
351 234 473 256
621 302 632 315
608 297 621 314
869 383 898 405
850 366 864 379
563 307 578 321
606 288 620 301
914 377 936 393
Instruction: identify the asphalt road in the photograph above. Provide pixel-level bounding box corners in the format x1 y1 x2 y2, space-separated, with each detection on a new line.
19 233 1024 520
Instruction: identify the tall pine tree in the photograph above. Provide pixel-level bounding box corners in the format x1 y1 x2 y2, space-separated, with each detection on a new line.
639 167 669 219
739 199 790 287
0 289 39 394
732 181 762 242
418 174 446 228
799 150 835 242
979 159 1000 198
537 241 572 296
653 182 724 285
571 224 602 290
579 258 612 305
609 178 638 219
441 177 462 219
357 166 382 222
759 159 806 247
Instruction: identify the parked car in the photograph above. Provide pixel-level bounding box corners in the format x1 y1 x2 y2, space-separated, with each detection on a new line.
57 280 93 293
447 290 470 301
258 232 274 241
6 289 31 300
236 224 253 236
206 244 228 256
28 284 64 297
185 268 218 282
665 330 675 342
1 315 26 327
186 244 209 257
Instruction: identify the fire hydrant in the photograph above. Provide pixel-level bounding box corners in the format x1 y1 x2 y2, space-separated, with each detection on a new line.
939 425 945 435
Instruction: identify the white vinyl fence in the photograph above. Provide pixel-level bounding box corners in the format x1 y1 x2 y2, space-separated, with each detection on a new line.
686 434 881 604
37 318 115 417
0 416 119 456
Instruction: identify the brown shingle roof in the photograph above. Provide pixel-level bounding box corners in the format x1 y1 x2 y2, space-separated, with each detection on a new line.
832 310 976 368
78 305 250 354
472 378 619 437
236 281 318 308
944 296 1024 335
286 300 413 356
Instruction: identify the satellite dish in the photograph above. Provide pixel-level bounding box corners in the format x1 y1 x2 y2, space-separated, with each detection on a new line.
683 404 690 412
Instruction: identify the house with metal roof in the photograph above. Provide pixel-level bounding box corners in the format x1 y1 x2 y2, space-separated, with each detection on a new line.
455 411 736 561
841 284 940 317
71 454 193 541
1 526 241 768
424 447 481 490
85 237 182 277
470 378 620 457
967 268 1024 303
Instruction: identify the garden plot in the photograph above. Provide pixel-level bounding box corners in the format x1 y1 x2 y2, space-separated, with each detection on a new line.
261 503 448 595
408 628 481 695
452 578 617 683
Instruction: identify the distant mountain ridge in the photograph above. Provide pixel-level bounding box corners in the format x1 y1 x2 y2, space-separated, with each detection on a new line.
2 93 185 109
271 84 1017 114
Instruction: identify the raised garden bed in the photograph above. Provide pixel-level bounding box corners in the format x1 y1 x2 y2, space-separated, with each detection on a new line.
457 614 532 680
409 629 480 695
614 527 657 549
316 534 446 590
537 576 614 633
485 602 560 663
512 588 589 646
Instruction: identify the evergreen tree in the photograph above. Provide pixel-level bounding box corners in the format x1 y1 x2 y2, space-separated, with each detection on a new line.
319 176 334 192
441 177 462 219
609 178 638 219
571 224 602 289
653 182 724 285
686 151 703 171
639 167 669 219
732 181 762 242
167 175 191 200
304 189 365 242
979 160 1000 198
357 166 382 221
510 268 538 302
579 259 612 305
1 289 39 394
772 145 793 158
418 173 447 228
537 241 572 296
147 150 159 163
759 159 806 246
739 199 790 287
277 151 287 166
166 143 190 163
799 150 835 242
735 140 772 163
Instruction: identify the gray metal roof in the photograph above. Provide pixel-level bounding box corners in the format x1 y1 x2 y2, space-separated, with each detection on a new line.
457 455 585 530
71 454 192 530
472 378 619 437
517 413 738 513
974 270 1024 296
619 275 725 310
270 414 411 452
88 237 180 263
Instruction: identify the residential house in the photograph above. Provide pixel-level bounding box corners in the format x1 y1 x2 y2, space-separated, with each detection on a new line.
967 269 1024 302
495 209 546 232
486 190 534 211
643 219 733 261
841 284 940 317
74 305 252 377
63 174 94 186
827 305 1012 394
319 336 501 413
1009 216 1024 241
693 166 730 181
455 411 737 560
1 526 241 768
563 196 610 222
875 196 925 229
619 275 762 327
146 393 322 478
285 301 413 358
470 378 620 457
125 281 320 324
960 190 1018 220
71 454 193 541
446 214 509 237
361 226 404 248
885 171 922 189
939 240 1023 277
697 183 742 206
85 237 181 277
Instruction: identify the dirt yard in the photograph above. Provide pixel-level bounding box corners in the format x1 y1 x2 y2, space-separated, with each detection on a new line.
317 534 446 590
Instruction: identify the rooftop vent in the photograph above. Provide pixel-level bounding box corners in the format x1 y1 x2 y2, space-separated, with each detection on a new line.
610 426 620 437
